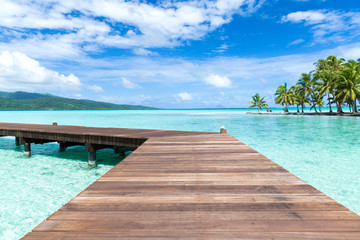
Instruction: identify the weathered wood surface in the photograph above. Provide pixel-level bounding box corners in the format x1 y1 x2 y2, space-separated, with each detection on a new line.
0 122 210 147
0 123 356 239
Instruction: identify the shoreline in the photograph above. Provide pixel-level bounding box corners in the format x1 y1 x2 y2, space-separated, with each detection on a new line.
247 112 360 117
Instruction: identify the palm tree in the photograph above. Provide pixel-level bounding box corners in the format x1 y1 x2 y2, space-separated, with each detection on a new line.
249 93 269 112
314 56 345 113
296 72 315 112
310 92 325 113
316 70 335 112
274 83 296 112
336 60 360 113
317 96 325 112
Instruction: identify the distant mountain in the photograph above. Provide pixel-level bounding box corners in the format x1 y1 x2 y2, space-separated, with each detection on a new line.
0 91 156 110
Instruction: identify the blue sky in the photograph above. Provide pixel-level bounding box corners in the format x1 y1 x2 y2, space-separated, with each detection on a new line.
0 0 359 108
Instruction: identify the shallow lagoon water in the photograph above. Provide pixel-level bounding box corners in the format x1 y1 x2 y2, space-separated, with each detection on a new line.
1 109 360 239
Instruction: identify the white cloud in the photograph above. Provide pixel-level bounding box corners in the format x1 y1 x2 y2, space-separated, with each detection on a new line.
137 94 153 102
0 35 84 60
288 39 305 46
73 93 83 99
0 0 264 59
333 45 360 61
213 44 229 53
175 92 193 101
205 74 232 88
0 51 81 91
87 85 104 92
121 77 141 89
133 48 157 56
282 10 326 24
282 10 360 44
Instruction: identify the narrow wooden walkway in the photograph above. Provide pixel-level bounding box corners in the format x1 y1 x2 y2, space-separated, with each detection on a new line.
0 123 358 239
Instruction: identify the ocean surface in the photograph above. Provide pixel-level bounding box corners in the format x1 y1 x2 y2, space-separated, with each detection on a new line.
1 108 360 239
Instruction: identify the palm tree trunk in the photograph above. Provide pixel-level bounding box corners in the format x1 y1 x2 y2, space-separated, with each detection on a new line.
328 93 332 113
354 100 358 113
336 101 343 113
334 91 343 113
285 103 288 112
296 104 299 113
301 103 304 113
314 106 318 113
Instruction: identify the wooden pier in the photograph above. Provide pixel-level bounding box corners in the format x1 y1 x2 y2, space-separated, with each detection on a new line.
0 122 359 239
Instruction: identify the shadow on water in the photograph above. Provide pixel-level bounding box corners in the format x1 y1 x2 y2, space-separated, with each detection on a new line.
0 137 128 167
55 147 128 166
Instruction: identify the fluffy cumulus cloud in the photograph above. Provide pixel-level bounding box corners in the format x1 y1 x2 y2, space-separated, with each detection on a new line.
121 77 141 89
282 10 327 24
175 92 193 101
205 74 232 88
0 51 81 91
0 0 264 59
282 10 360 44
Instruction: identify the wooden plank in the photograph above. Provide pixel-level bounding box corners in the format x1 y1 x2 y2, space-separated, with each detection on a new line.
84 183 321 194
60 202 347 211
23 231 360 240
48 210 360 221
69 195 335 204
33 219 360 232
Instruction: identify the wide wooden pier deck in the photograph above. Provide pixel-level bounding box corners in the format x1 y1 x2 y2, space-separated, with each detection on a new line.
0 123 359 239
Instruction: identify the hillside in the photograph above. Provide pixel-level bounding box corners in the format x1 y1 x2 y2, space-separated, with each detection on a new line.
0 91 155 110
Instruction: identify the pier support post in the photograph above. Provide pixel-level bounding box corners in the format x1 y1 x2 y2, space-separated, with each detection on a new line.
15 137 20 146
85 143 97 166
59 142 66 152
24 143 31 157
88 151 96 166
114 146 126 158
220 126 227 134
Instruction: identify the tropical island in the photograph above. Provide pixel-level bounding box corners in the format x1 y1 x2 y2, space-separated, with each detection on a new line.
0 91 155 110
248 55 360 115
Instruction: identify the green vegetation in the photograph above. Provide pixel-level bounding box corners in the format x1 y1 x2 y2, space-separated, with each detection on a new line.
274 82 296 112
248 93 269 112
0 91 156 110
274 56 360 113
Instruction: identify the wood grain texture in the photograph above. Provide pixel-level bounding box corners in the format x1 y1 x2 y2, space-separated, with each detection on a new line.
0 123 356 239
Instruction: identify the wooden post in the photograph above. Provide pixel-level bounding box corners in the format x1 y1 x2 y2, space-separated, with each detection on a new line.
24 143 31 157
15 137 20 146
220 126 227 134
85 143 97 166
88 151 96 166
59 142 66 152
114 146 126 158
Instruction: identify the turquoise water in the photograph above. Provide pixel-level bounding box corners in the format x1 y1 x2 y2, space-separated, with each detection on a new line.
1 109 360 239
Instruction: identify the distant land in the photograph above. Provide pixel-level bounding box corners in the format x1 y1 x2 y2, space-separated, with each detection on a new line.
0 91 156 110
